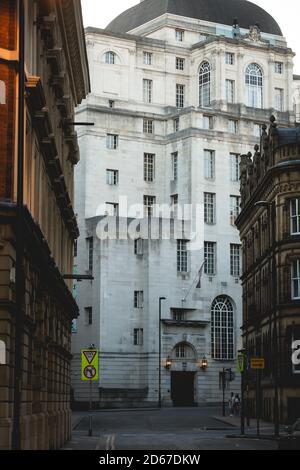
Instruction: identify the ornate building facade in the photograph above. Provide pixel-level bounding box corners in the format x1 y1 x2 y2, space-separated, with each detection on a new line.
0 0 89 449
72 0 298 409
236 117 300 424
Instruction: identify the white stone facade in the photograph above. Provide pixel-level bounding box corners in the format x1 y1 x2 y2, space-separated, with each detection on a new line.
71 8 298 408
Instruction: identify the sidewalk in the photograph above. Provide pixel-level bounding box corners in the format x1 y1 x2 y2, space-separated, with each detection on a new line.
213 414 284 440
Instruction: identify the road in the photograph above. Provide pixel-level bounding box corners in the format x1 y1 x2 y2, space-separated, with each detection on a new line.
62 407 278 450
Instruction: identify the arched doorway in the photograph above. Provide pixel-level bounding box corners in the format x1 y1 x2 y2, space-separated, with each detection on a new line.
170 342 197 407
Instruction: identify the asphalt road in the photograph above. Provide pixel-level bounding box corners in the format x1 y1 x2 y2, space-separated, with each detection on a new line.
62 407 277 450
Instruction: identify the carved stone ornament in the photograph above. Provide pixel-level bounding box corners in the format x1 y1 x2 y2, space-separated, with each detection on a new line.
246 25 262 42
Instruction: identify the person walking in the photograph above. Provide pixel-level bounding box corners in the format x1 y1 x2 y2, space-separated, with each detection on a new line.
233 394 241 417
228 392 234 416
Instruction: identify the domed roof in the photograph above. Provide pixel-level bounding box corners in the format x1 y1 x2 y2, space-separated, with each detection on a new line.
106 0 282 36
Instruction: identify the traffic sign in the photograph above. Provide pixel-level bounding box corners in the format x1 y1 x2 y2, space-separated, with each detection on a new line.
250 358 265 370
237 354 245 373
81 349 99 381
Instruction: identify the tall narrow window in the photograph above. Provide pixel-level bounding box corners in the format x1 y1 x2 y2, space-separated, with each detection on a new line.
199 61 211 107
203 115 213 130
87 237 93 272
143 52 152 65
143 79 153 103
106 169 118 185
176 57 185 71
225 53 235 65
228 119 238 134
176 84 185 108
291 260 300 299
106 134 118 150
105 51 116 64
254 123 262 137
134 239 144 256
275 62 283 74
204 242 216 275
173 117 179 132
105 202 119 216
211 296 234 359
171 194 178 218
134 291 144 308
175 29 184 42
291 198 300 234
204 193 216 224
177 240 188 273
84 307 93 326
245 63 263 108
226 79 235 103
230 153 240 182
230 196 241 224
144 153 155 182
134 329 144 346
274 88 284 111
230 244 241 277
143 119 154 134
204 150 215 180
171 152 178 181
144 195 156 217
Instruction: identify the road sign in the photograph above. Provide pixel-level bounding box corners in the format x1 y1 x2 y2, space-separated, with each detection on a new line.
250 358 265 370
81 349 99 381
237 354 245 373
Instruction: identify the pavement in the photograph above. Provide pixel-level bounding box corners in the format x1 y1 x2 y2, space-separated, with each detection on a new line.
61 407 279 450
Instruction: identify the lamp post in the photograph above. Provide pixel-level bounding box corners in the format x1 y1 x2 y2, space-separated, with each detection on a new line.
12 0 25 451
158 297 166 408
254 200 279 437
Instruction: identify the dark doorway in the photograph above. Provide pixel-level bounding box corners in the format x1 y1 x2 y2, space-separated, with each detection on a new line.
171 372 195 407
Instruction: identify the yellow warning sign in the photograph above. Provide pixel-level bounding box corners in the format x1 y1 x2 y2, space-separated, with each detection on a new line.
250 358 265 370
81 349 99 381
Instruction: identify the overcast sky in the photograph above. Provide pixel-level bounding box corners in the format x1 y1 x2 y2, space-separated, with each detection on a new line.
81 0 300 74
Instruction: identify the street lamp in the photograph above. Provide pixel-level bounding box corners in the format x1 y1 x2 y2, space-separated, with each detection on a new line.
158 297 166 408
201 356 208 370
254 200 279 437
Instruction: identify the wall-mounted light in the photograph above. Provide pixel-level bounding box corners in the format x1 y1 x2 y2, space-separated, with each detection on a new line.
165 356 172 369
201 356 208 370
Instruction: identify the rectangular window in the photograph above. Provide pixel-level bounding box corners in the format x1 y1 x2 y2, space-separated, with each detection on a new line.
144 153 155 182
230 244 241 277
173 310 186 321
204 150 215 180
175 29 184 42
171 194 178 218
176 84 185 108
87 237 93 272
84 307 93 326
204 242 216 275
143 79 153 103
254 123 262 137
105 202 119 216
203 115 213 130
228 119 238 134
134 291 144 308
134 328 144 346
171 152 178 181
230 153 240 182
226 79 235 103
106 169 119 186
106 134 118 150
230 195 241 224
173 117 179 132
204 193 216 224
143 119 154 134
144 195 156 217
176 57 185 71
274 88 284 111
177 240 188 273
143 51 152 65
291 198 300 234
225 52 235 65
291 260 300 299
275 61 283 74
134 238 144 256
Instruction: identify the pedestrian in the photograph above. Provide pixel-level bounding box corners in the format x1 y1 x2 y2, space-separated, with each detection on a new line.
233 394 241 416
228 392 234 416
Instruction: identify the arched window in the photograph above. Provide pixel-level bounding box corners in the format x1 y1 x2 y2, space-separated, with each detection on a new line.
105 51 116 65
245 63 263 108
0 340 6 365
199 61 211 107
211 296 234 360
172 342 196 360
0 80 6 104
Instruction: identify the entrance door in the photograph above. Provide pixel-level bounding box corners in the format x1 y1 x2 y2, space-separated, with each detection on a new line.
171 372 195 407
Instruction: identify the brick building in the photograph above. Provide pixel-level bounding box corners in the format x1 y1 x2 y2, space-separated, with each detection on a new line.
236 117 300 425
0 0 89 449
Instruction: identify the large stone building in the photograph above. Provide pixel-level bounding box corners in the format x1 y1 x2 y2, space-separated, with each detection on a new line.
0 0 89 449
72 0 298 408
236 117 300 425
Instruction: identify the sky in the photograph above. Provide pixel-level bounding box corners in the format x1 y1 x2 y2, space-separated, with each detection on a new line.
81 0 300 74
